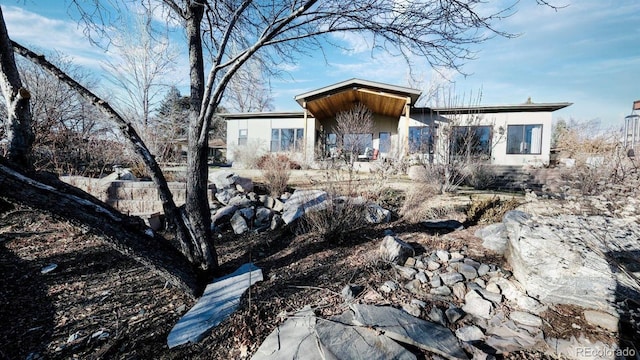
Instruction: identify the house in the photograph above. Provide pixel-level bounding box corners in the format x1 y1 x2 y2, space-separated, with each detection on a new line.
223 78 571 167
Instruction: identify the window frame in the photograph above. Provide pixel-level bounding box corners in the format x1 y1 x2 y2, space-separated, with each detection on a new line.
378 132 391 153
270 128 304 152
449 125 492 159
238 129 248 146
506 124 543 155
409 126 434 154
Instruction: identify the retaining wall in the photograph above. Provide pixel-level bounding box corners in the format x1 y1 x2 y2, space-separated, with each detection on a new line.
61 176 215 215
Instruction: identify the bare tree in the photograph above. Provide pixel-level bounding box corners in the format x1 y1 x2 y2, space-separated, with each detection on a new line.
333 103 374 165
101 4 179 127
3 0 559 276
0 7 33 167
224 59 274 113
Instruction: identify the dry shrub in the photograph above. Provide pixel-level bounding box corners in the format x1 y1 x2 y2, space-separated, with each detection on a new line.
465 164 497 190
466 196 521 224
231 139 266 169
555 120 640 195
296 195 367 240
259 154 291 197
257 153 301 170
399 183 459 223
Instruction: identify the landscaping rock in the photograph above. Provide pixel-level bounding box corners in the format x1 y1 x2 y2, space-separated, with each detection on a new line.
211 205 238 226
396 266 418 280
379 236 414 265
215 188 238 205
452 282 466 300
349 304 468 360
234 176 253 193
462 290 494 320
501 212 634 313
230 211 249 234
440 272 464 286
458 264 478 280
364 203 391 224
281 190 329 224
583 310 619 332
475 223 508 254
254 207 272 228
428 307 447 327
430 286 452 297
455 325 484 342
341 284 364 302
210 171 238 190
445 306 465 324
435 250 450 263
380 280 398 293
168 263 262 348
509 311 542 328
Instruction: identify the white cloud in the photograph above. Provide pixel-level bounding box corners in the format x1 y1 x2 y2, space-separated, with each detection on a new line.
3 6 108 70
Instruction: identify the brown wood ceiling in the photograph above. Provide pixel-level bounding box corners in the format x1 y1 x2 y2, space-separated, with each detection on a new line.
304 88 408 120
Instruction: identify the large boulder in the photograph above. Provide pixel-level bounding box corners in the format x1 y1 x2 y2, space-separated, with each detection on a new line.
502 211 640 314
281 190 329 224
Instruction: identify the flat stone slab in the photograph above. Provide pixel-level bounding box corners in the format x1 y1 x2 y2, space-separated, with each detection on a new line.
167 263 263 348
252 307 416 360
350 304 468 360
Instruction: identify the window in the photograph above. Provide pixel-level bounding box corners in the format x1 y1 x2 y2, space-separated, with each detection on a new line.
271 128 304 152
326 133 338 157
379 132 391 153
450 126 492 158
344 133 373 154
507 125 542 154
238 129 247 146
409 126 433 153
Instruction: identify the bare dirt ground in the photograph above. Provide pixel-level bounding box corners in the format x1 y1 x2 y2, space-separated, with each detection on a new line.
0 190 619 360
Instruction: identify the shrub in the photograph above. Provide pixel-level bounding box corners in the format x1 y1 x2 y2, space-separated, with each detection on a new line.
465 164 497 190
259 154 292 197
296 195 367 240
399 183 460 223
256 153 301 170
466 196 521 225
231 139 266 169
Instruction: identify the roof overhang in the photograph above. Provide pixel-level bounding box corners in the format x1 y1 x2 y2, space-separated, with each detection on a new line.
426 102 572 115
294 78 422 120
218 111 306 119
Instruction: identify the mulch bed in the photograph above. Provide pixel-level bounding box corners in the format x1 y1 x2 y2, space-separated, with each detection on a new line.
0 199 625 359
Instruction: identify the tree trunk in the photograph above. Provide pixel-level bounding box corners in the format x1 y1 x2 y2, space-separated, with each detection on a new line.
0 160 199 297
10 41 209 272
0 8 34 168
185 2 218 272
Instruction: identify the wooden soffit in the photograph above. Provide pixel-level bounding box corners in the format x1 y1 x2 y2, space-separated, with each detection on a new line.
294 79 421 120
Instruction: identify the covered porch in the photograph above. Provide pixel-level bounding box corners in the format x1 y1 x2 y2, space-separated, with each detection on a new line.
294 79 422 162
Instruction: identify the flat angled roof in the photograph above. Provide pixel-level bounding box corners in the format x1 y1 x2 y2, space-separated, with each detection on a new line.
422 102 572 114
294 78 422 106
217 111 306 119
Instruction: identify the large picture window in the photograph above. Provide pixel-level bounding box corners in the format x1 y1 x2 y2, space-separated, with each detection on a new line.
450 126 492 158
506 125 542 154
271 128 304 152
344 133 373 155
409 126 433 153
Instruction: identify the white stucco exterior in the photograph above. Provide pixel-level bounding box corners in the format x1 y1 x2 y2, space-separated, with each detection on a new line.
222 79 570 167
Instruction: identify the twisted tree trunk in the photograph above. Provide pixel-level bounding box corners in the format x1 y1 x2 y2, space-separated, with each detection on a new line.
0 7 33 168
0 160 199 297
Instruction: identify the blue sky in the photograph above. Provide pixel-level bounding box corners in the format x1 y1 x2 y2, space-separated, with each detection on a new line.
2 1 639 128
